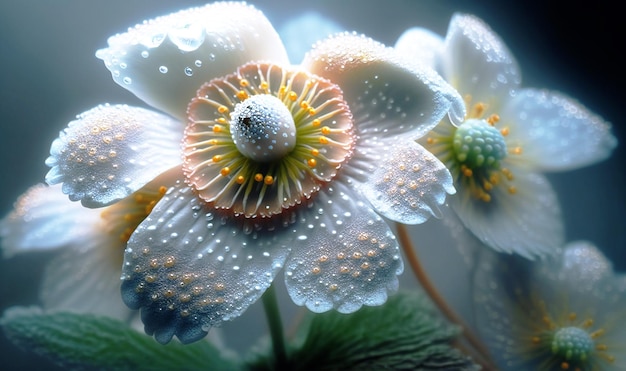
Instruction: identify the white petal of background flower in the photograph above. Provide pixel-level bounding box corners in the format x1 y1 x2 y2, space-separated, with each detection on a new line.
303 32 466 138
451 170 564 258
358 140 455 224
40 237 131 321
45 104 182 207
284 182 403 313
441 13 521 112
121 170 292 344
394 27 445 69
0 184 101 258
501 88 617 171
96 2 290 120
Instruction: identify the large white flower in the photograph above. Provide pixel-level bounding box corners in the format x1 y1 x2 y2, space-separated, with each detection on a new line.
395 14 617 258
473 241 626 370
43 2 463 344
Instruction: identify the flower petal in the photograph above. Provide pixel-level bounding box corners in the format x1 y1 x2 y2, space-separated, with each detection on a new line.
501 89 617 171
394 27 445 69
441 14 521 111
284 182 403 313
451 170 563 258
302 33 465 137
0 184 101 258
96 2 289 120
120 173 291 344
358 140 455 224
45 104 182 208
279 11 343 64
40 236 131 320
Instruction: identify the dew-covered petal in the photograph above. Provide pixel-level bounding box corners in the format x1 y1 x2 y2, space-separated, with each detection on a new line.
441 13 521 112
40 235 131 320
358 140 455 224
121 176 291 344
284 182 403 314
394 27 445 69
302 33 465 137
451 169 563 259
45 104 182 208
501 89 617 171
96 2 289 120
0 184 101 258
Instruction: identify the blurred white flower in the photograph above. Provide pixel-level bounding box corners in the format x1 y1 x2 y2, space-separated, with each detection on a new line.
42 2 463 344
396 14 617 258
473 241 626 370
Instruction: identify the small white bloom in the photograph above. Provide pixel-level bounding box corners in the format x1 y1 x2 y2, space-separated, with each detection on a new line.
41 2 464 344
473 241 626 370
396 14 617 258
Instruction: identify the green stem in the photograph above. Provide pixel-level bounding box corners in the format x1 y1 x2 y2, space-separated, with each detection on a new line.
261 283 288 369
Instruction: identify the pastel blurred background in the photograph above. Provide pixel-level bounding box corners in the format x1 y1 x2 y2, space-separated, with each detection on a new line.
1 1 623 369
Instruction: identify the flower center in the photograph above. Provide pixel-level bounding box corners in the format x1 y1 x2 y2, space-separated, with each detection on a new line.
453 119 507 169
230 94 297 162
183 62 355 218
551 326 593 362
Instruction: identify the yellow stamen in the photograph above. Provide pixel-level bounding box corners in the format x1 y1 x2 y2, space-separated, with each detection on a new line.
220 167 231 176
236 176 245 184
254 173 264 182
239 79 249 87
288 91 297 101
217 105 229 114
237 90 248 100
307 158 317 167
264 175 274 185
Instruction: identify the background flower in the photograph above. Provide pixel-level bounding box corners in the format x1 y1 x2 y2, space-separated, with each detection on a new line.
1 0 623 369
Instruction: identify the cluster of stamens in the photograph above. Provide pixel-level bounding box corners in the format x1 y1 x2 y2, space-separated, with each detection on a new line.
183 62 355 217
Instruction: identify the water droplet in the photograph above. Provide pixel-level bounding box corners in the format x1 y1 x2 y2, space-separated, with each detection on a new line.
141 51 149 58
194 59 202 67
122 77 132 85
159 66 168 74
184 67 193 76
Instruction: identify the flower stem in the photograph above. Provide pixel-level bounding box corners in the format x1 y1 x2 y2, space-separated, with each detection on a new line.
395 223 496 370
261 282 288 368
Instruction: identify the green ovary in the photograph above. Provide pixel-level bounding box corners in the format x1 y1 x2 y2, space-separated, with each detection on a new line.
452 119 507 170
551 326 593 362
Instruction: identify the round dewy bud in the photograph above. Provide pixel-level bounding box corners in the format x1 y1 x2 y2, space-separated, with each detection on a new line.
230 94 296 162
551 326 593 362
453 119 507 169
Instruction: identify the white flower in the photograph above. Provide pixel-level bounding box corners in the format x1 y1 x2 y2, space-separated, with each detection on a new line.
43 2 463 344
0 178 168 321
395 14 617 258
473 241 626 370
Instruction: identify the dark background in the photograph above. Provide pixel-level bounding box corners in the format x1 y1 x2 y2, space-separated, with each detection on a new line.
0 1 623 369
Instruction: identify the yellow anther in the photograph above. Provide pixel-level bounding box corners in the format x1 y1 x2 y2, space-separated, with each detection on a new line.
300 101 309 110
209 139 218 145
212 155 222 162
220 167 231 176
483 180 493 191
254 173 264 182
583 319 594 328
508 186 517 194
158 186 168 195
321 126 331 135
217 105 229 114
591 328 605 338
426 137 435 144
461 165 473 177
216 117 227 124
511 146 523 155
319 136 329 144
288 91 298 101
236 175 245 184
471 102 486 118
480 193 491 202
487 114 500 125
213 124 223 133
278 85 286 98
596 344 608 351
311 149 319 156
308 108 316 115
569 312 577 321
500 127 510 136
264 175 274 185
501 168 514 181
312 118 321 127
237 90 248 100
260 81 269 91
239 79 249 87
307 158 317 167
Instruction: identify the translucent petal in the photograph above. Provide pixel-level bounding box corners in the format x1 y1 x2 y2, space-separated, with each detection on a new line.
40 235 131 320
284 182 403 313
358 140 455 224
302 32 465 138
96 2 289 120
121 176 291 344
441 14 521 112
451 170 563 258
45 104 182 208
501 88 617 171
0 184 101 258
394 27 445 69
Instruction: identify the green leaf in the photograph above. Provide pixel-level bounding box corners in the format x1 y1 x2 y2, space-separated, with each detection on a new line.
1 307 238 371
248 291 479 370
